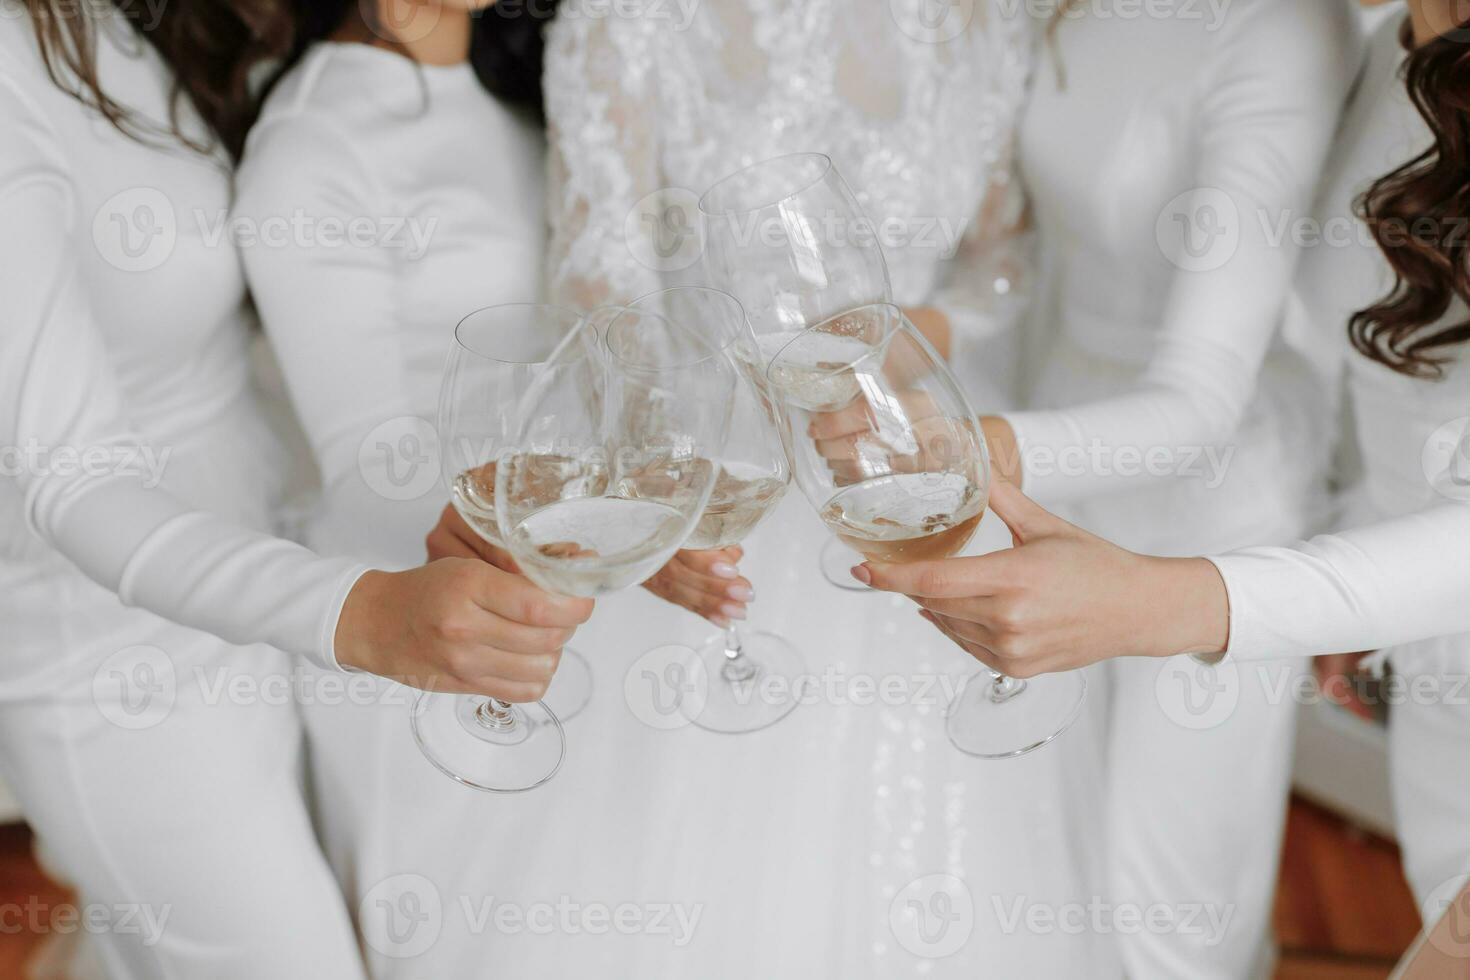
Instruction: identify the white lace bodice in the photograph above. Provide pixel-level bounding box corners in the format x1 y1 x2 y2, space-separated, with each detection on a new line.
544 1 1035 381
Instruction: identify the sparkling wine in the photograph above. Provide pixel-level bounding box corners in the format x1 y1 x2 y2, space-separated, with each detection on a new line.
507 497 688 596
819 471 984 563
452 463 501 544
683 462 788 550
453 455 600 546
761 329 875 411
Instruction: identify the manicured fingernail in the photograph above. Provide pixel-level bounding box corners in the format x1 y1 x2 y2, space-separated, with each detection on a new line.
719 602 748 620
710 562 740 579
850 564 872 585
710 615 731 628
727 584 755 602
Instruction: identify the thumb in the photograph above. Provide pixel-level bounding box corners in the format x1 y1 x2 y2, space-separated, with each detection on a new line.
987 479 1066 544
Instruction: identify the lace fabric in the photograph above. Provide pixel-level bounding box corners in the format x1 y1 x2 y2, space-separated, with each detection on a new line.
544 0 1037 329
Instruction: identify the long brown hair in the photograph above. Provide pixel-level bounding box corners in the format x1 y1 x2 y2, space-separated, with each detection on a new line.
1351 23 1470 379
24 0 291 160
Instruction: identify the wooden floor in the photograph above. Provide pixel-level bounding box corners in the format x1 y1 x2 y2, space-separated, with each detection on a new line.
0 796 1421 977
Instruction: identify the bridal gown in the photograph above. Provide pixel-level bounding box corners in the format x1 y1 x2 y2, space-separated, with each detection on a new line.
1209 15 1470 916
530 2 1109 976
235 8 1115 980
1010 3 1363 976
0 13 369 979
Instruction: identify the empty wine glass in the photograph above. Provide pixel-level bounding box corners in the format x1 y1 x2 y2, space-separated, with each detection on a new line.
699 152 891 591
410 304 599 793
767 303 1087 759
611 286 803 733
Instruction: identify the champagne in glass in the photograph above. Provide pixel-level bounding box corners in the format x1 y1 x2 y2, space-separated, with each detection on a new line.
606 286 803 734
700 153 891 590
411 304 598 794
768 303 1087 759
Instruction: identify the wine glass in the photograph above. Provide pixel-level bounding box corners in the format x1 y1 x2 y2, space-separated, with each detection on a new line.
767 303 1087 759
410 303 598 793
611 286 803 733
493 301 737 715
699 152 891 591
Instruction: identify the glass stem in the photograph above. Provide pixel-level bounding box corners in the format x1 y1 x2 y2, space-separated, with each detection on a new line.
474 697 520 733
722 622 758 684
988 672 1027 705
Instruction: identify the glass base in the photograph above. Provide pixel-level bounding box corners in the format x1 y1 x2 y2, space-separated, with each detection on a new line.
945 670 1087 759
689 630 806 734
543 647 593 721
819 538 872 592
411 691 565 792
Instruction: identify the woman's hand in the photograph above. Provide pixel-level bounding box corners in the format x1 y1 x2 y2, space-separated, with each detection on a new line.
642 547 753 627
426 503 518 571
334 560 594 700
852 480 1230 677
979 415 1022 486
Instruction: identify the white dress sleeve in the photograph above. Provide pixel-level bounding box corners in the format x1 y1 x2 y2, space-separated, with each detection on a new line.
1208 500 1470 662
0 71 367 670
1003 2 1362 503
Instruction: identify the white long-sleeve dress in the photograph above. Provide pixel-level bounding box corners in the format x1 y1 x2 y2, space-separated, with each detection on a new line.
1206 16 1470 915
527 4 1119 977
1010 3 1364 976
0 12 369 979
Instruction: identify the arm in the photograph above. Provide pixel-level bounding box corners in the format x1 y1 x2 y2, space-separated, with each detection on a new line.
1210 502 1470 662
996 3 1363 500
0 71 591 696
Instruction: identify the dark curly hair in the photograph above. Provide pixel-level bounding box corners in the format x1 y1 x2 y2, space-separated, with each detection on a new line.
1350 21 1470 379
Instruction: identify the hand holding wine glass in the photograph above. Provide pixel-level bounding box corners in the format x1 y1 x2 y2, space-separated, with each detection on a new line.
338 560 592 700
768 303 1088 759
853 479 1231 675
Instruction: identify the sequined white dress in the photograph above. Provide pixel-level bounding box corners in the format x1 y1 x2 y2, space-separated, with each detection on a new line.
430 4 1115 977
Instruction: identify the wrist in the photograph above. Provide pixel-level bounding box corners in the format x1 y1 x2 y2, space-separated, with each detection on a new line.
980 415 1022 487
334 569 392 675
1145 556 1230 659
